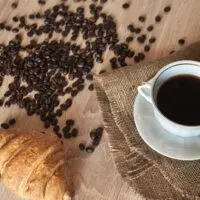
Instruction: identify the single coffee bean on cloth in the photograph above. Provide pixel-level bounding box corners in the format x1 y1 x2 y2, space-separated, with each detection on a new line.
94 42 200 200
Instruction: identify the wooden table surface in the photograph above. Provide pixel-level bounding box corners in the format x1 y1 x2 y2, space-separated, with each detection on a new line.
0 0 200 200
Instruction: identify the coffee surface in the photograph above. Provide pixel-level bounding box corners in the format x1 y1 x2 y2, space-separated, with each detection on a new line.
157 75 200 126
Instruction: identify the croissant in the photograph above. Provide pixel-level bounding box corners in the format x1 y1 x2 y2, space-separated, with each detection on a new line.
0 129 73 200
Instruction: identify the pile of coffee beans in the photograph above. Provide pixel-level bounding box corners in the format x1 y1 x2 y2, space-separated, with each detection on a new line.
0 1 174 152
1 118 16 129
79 126 103 152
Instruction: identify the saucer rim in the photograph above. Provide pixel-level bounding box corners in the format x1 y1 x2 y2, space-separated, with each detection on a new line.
133 93 200 161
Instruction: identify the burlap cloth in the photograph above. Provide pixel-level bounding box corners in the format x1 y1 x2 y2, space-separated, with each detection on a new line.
94 42 200 200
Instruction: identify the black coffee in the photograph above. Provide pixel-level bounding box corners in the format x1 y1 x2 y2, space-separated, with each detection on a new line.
156 75 200 126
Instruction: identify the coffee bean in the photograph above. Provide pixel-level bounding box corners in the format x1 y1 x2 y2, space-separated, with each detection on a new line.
53 125 60 133
11 2 18 9
127 50 135 58
63 125 70 134
144 45 150 52
122 3 130 9
178 39 185 45
8 118 16 126
65 99 72 108
155 15 162 22
29 14 35 20
56 132 62 139
66 119 74 126
88 84 94 91
147 25 154 32
79 143 85 151
12 28 19 33
12 16 19 22
5 26 11 31
137 34 146 43
86 74 93 81
71 128 78 137
64 132 71 139
96 127 104 134
169 50 175 54
77 7 84 14
1 123 10 129
85 146 94 153
149 37 156 44
134 55 140 63
138 15 146 22
38 0 46 5
71 90 78 97
44 120 51 128
51 117 58 126
127 24 135 32
138 52 145 60
164 6 171 13
90 131 96 140
0 23 5 29
126 36 133 43
0 99 4 107
100 0 107 3
56 109 62 117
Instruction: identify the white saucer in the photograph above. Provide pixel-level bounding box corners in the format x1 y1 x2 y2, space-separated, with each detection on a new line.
134 93 200 160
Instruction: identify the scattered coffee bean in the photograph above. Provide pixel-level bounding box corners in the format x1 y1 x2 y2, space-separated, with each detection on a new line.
126 36 133 43
53 125 60 133
164 6 171 13
127 24 135 33
100 0 107 4
79 143 85 151
56 109 63 117
38 0 46 5
134 55 140 63
135 28 141 34
138 52 145 60
122 3 130 9
90 131 96 140
155 15 162 22
12 28 19 33
149 37 156 44
96 127 104 134
0 99 4 107
169 50 175 54
1 123 9 129
44 120 51 128
88 84 94 91
71 90 79 97
138 15 146 22
178 39 185 45
137 34 146 44
147 25 154 32
144 45 150 52
29 14 35 20
5 26 11 31
86 74 93 81
71 128 78 137
8 118 16 126
64 132 71 139
11 2 18 9
85 146 94 153
66 119 74 126
12 16 18 22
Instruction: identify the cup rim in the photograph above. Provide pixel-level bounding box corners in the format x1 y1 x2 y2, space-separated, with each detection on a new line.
150 60 200 128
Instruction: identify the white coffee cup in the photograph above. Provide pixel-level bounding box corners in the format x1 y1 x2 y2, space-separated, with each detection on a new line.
138 60 200 137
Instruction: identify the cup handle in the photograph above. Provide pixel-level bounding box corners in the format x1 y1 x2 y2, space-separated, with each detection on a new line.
138 83 153 104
